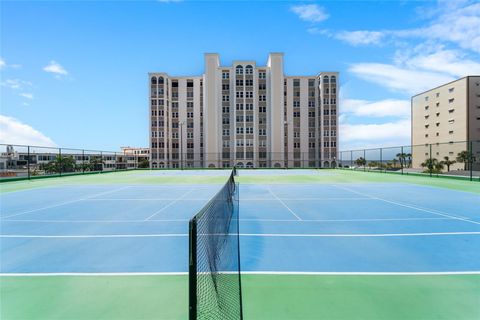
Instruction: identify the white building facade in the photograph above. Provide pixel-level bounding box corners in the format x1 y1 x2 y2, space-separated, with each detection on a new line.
149 53 338 168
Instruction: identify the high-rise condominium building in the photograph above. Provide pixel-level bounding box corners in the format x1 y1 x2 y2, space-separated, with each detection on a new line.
149 53 338 169
411 76 480 170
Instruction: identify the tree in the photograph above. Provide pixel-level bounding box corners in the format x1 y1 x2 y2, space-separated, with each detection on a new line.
138 159 150 169
421 158 444 174
456 150 474 171
405 153 412 168
443 156 456 172
396 153 406 168
354 157 366 167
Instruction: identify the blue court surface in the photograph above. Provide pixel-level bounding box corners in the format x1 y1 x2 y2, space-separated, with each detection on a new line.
1 169 479 319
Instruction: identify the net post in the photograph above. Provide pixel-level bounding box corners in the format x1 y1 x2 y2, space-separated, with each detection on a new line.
188 218 197 320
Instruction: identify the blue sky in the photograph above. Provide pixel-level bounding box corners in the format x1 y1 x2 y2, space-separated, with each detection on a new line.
1 0 479 151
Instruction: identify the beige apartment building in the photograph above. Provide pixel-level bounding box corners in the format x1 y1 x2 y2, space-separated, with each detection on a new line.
411 76 480 170
149 53 338 169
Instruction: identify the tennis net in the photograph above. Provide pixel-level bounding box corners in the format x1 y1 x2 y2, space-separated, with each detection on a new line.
188 168 243 320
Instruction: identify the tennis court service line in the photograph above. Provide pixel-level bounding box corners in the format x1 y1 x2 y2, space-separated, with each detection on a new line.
1 186 132 219
2 231 480 238
332 184 480 226
267 186 302 221
143 189 196 221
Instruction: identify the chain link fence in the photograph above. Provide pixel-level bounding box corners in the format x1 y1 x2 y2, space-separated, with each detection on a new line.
338 140 480 181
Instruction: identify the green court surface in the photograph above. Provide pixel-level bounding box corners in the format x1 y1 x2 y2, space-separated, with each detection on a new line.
2 274 479 320
1 169 479 194
1 169 479 320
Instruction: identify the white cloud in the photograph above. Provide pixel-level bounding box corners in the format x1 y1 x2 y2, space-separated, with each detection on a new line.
340 119 411 150
0 58 22 70
1 79 32 90
43 60 68 75
335 31 386 46
291 4 329 23
341 99 410 118
349 62 455 95
20 93 34 100
0 115 56 147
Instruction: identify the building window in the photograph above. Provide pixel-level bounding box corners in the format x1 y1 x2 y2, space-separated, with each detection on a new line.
259 83 266 90
449 98 454 103
223 129 230 136
236 65 243 75
245 79 253 86
223 95 230 102
222 72 229 79
245 65 253 74
259 129 266 136
259 72 266 79
222 84 230 90
259 106 266 113
448 87 454 93
236 79 244 86
223 106 230 113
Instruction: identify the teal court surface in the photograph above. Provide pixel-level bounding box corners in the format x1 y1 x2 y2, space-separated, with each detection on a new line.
1 169 479 319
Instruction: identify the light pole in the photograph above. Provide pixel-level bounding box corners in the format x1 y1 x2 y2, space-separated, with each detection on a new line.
179 121 185 170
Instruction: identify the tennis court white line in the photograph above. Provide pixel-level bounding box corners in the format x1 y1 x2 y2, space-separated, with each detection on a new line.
0 234 188 238
0 272 188 277
1 186 132 219
241 271 480 275
2 271 479 277
2 231 480 238
238 217 453 222
84 197 371 201
1 217 454 223
332 184 480 226
267 186 302 221
143 189 196 221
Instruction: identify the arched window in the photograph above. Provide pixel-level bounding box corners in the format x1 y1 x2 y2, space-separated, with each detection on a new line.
323 161 330 168
323 76 329 84
246 162 254 168
245 65 253 75
236 162 244 168
151 77 157 85
330 76 336 84
158 77 164 85
236 65 243 75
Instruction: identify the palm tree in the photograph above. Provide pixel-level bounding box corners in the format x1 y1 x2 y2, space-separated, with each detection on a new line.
456 150 474 170
392 158 399 168
421 158 444 174
354 157 366 167
443 156 456 172
405 153 412 168
396 153 406 168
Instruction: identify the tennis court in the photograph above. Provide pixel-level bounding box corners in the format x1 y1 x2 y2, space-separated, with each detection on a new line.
1 169 479 319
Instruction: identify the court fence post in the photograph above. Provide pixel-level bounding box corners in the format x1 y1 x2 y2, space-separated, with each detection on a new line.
363 149 366 172
429 144 432 177
469 140 473 182
401 146 404 175
380 148 383 173
82 150 85 174
27 145 31 180
59 147 62 177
